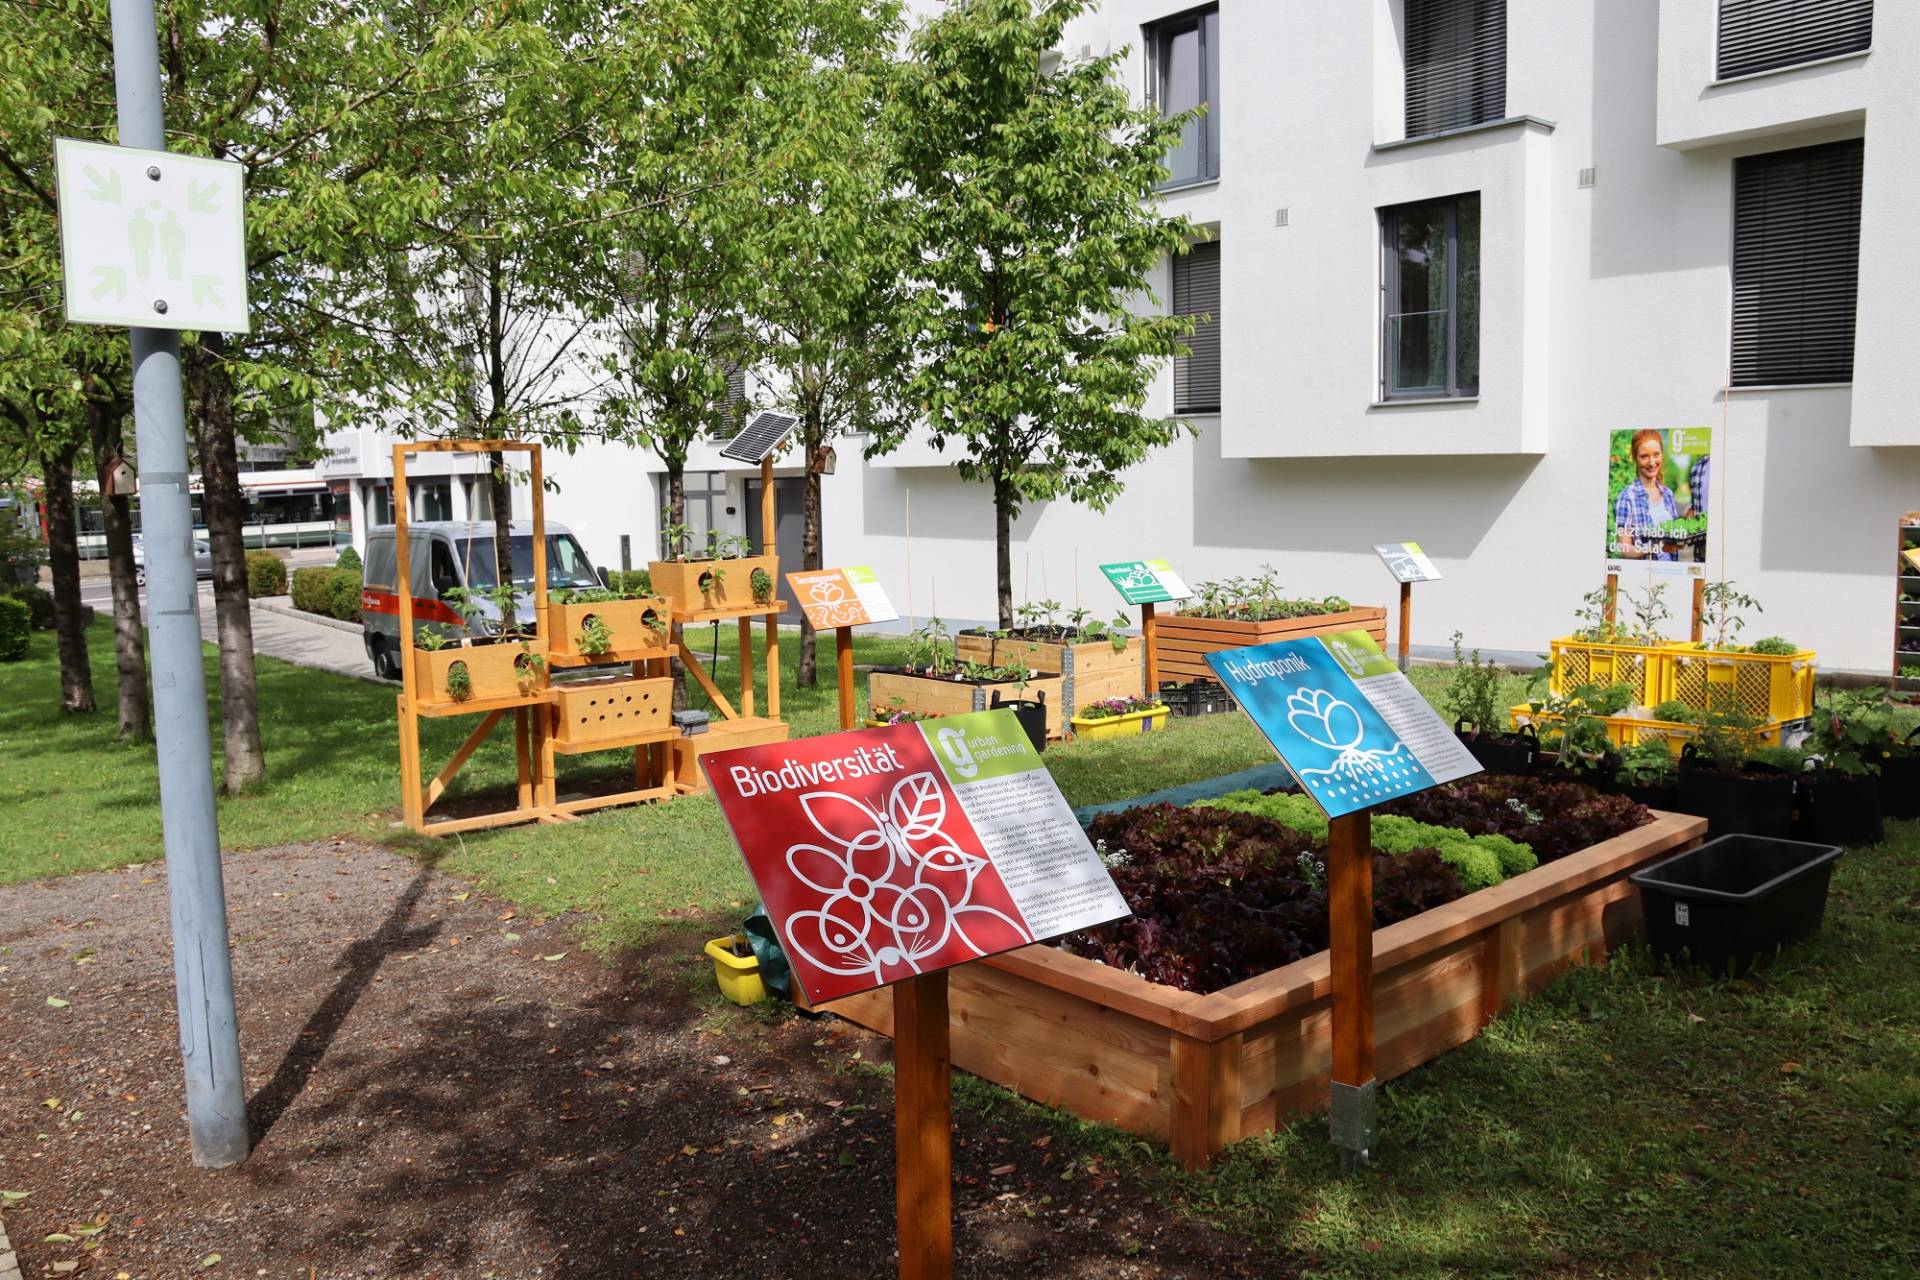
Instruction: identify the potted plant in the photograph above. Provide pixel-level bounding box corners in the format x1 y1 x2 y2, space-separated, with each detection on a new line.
547 586 672 659
1664 583 1815 724
1069 693 1171 741
1443 633 1536 775
1673 703 1800 839
865 698 943 729
1796 691 1887 846
1152 565 1385 687
867 616 1066 740
411 585 549 706
647 519 780 615
1608 739 1678 810
704 934 767 1007
1524 680 1631 781
1878 721 1920 820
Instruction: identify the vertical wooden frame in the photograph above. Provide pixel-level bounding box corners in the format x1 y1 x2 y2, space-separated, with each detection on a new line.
1398 580 1413 673
894 970 953 1280
836 625 856 729
1328 811 1375 1089
1140 602 1159 697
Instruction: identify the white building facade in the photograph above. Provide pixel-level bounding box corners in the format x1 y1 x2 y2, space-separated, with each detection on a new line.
324 0 1919 674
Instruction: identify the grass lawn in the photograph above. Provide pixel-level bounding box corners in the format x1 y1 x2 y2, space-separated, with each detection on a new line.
3 620 1914 1274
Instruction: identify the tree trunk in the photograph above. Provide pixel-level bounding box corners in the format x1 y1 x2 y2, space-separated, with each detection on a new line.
40 444 95 714
89 397 150 742
187 334 266 792
488 450 515 610
796 413 823 688
665 462 687 711
993 473 1014 629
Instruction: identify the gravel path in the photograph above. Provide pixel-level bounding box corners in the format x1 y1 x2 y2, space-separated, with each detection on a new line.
0 842 1282 1278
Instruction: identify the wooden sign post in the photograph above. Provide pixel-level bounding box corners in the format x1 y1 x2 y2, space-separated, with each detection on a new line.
699 711 1131 1277
1097 559 1192 697
1205 628 1481 1168
895 970 953 1280
787 565 901 731
1372 543 1442 675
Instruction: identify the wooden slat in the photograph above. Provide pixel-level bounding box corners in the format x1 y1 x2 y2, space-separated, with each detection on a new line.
677 640 739 721
737 617 755 719
836 626 856 730
413 688 557 719
1328 812 1374 1087
425 709 505 808
895 972 953 1280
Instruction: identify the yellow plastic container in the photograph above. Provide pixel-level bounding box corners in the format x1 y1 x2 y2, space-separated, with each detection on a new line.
705 935 767 1007
1510 705 1786 758
1662 644 1816 723
1069 704 1170 741
1547 638 1671 705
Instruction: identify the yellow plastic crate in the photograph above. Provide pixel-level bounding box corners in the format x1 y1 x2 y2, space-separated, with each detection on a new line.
1509 705 1785 758
1547 638 1671 706
1661 644 1816 723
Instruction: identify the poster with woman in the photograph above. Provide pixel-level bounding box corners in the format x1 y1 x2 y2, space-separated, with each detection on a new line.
1605 428 1711 575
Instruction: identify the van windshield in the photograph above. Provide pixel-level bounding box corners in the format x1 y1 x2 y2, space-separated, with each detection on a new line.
454 534 601 590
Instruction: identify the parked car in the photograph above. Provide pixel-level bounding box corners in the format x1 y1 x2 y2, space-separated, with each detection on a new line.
131 533 214 586
360 520 603 681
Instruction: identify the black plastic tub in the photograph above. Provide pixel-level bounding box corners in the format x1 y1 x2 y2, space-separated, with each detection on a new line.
1630 835 1843 975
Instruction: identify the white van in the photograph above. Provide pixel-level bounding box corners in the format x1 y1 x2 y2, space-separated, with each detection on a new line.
360 519 602 680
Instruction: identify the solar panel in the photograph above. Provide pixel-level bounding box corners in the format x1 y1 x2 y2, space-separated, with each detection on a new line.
719 411 799 463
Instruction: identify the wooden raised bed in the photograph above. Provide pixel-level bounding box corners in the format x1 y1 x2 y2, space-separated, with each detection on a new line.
1154 608 1388 685
410 638 548 708
648 556 779 615
821 809 1705 1169
868 669 1067 740
547 596 672 660
955 633 1145 712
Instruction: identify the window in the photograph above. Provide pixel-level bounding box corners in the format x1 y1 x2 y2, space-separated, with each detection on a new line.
1381 193 1480 399
1731 139 1863 386
1172 239 1220 414
1146 6 1219 188
1404 0 1506 138
1717 0 1872 80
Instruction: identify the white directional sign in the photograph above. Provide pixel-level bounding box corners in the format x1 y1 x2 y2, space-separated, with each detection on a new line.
54 138 249 333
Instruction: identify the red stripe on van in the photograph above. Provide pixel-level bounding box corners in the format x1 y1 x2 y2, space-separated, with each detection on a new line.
361 589 466 626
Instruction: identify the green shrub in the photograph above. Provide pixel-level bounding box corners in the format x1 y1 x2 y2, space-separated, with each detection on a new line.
334 545 362 573
1196 789 1534 891
0 595 29 661
245 551 287 598
5 585 55 630
290 566 334 615
605 568 653 597
326 568 362 621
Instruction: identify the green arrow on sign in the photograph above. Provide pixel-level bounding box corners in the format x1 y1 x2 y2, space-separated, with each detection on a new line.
190 276 223 307
186 179 221 215
82 165 120 203
90 265 127 300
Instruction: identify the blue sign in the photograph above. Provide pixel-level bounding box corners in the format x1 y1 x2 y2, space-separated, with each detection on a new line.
1206 630 1480 819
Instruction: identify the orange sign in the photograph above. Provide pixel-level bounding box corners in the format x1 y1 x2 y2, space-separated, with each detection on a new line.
786 566 898 629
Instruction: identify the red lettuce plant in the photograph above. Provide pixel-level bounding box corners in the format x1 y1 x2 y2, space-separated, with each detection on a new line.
1380 775 1650 863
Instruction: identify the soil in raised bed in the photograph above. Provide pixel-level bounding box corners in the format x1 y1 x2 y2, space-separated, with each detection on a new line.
0 842 1281 1279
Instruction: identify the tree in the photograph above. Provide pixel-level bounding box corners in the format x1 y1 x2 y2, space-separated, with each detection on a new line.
750 0 911 686
880 0 1199 627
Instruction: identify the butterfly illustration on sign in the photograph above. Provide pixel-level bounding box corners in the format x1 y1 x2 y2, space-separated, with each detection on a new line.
781 771 1031 985
1286 687 1409 784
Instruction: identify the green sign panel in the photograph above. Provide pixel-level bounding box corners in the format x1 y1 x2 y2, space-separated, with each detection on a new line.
1099 559 1192 606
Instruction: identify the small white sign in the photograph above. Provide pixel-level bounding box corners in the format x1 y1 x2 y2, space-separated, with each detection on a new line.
1374 541 1442 584
54 138 249 333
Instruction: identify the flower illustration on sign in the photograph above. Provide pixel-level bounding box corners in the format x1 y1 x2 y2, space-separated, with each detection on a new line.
804 576 863 626
781 771 1030 983
1286 686 1405 783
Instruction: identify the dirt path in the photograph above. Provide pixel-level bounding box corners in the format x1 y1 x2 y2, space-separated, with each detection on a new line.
0 843 1279 1279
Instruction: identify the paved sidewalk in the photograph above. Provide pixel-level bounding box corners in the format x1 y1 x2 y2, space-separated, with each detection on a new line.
193 588 386 684
0 1211 18 1280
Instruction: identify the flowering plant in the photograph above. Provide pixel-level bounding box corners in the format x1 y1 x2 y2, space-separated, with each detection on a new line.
1075 694 1167 721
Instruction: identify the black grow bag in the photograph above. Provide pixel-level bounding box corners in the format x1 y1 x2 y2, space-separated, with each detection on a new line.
1605 774 1679 812
1674 753 1796 839
1795 769 1884 847
1456 722 1537 777
990 689 1047 754
1878 728 1920 821
1630 834 1843 974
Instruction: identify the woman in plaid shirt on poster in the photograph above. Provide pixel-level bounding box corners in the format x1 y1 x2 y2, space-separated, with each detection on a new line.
1612 429 1680 561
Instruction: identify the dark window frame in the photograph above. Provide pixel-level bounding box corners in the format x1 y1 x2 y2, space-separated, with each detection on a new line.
1716 0 1873 81
1172 239 1221 415
1380 192 1481 401
1729 138 1864 387
1403 0 1507 139
1144 4 1220 190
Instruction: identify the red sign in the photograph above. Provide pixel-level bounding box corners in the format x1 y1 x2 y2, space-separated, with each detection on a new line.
702 711 1128 1005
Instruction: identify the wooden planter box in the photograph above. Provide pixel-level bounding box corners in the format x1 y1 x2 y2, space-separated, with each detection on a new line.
551 675 672 746
822 810 1704 1169
868 669 1067 740
1153 608 1388 685
648 557 779 615
956 633 1144 712
548 596 672 660
410 638 548 708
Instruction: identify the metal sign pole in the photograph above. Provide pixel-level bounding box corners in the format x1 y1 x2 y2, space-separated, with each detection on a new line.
109 0 249 1167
